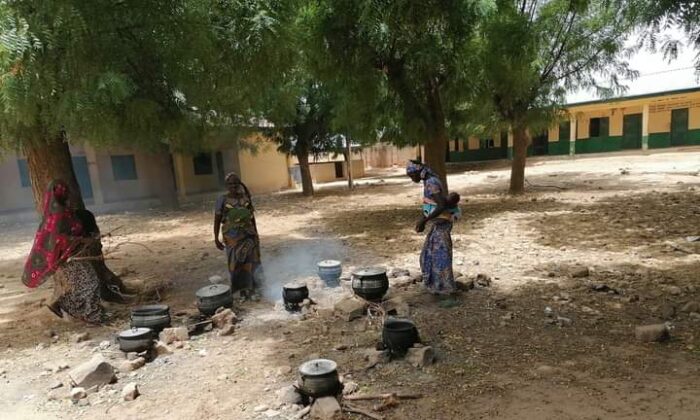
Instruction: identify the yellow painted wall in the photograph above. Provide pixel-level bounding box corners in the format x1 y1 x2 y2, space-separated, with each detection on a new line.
173 153 220 196
649 110 671 133
689 106 700 129
468 137 479 150
305 160 365 183
362 144 416 168
238 138 291 194
95 149 165 203
610 110 623 136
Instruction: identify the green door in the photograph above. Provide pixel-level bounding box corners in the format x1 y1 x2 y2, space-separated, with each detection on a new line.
622 114 642 150
671 108 689 146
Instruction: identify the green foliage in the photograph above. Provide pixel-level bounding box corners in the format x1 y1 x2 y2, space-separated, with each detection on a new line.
627 0 700 71
467 0 635 134
0 0 296 153
305 0 493 147
265 80 343 159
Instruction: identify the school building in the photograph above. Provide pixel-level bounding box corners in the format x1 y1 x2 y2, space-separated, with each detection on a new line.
448 87 700 162
0 136 293 215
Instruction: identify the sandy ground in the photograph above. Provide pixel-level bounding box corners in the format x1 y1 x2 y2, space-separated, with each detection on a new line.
1 148 699 419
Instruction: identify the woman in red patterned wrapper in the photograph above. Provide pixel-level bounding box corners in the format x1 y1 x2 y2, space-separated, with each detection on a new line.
22 180 105 324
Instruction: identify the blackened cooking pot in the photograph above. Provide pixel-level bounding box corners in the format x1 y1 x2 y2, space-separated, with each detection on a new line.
352 267 389 301
298 359 342 398
283 283 309 312
196 284 233 316
130 304 171 332
117 327 154 353
382 318 419 356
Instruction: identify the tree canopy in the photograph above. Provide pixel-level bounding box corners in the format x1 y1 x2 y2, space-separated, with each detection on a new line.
467 0 634 193
304 0 494 189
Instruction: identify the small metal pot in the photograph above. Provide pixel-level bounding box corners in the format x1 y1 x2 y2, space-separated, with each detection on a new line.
298 359 342 398
317 260 342 287
130 304 171 332
283 283 309 312
117 327 154 353
352 267 389 301
382 318 419 356
196 284 233 316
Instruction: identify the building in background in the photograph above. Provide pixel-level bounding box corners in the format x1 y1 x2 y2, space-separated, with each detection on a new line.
0 136 292 215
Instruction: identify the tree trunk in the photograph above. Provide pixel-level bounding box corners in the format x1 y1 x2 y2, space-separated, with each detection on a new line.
509 124 528 194
297 153 314 197
345 137 354 190
152 147 179 210
425 82 449 191
25 136 84 213
24 137 130 302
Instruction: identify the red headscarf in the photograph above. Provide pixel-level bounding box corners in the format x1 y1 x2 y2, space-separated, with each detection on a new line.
22 180 84 288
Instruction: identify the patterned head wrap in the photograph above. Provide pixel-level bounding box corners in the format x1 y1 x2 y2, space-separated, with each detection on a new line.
22 180 84 288
406 160 436 180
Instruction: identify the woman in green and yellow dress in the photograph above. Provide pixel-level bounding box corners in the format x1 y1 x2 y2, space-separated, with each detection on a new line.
213 172 262 300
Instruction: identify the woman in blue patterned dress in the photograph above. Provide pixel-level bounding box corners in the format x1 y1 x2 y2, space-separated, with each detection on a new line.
406 160 456 296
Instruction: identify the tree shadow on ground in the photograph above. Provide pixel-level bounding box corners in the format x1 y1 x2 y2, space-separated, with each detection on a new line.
529 190 700 255
253 258 700 420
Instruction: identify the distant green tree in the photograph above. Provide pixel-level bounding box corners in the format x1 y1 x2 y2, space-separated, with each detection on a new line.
266 80 342 197
305 0 492 190
469 0 634 194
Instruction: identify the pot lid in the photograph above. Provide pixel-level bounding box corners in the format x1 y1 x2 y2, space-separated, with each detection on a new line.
196 284 231 299
118 327 152 339
283 282 307 290
352 267 387 277
299 359 337 376
317 260 341 268
132 304 169 314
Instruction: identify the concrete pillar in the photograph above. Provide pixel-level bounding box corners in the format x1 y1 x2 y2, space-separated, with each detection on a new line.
83 145 105 205
642 103 650 150
569 116 577 156
172 154 188 198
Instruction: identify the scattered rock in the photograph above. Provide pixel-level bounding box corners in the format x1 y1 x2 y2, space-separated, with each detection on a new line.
277 365 293 376
334 344 349 351
635 324 671 343
211 309 238 329
98 340 111 350
342 381 359 396
690 312 700 321
392 276 414 288
72 332 90 343
590 284 618 294
70 387 87 401
334 297 368 321
660 304 676 320
475 274 492 287
310 396 342 420
121 383 139 401
680 301 700 313
456 278 475 291
535 365 558 376
159 327 189 344
254 404 270 413
218 323 236 336
119 357 146 373
275 385 302 406
571 267 590 278
364 349 390 369
125 352 139 361
390 268 410 278
48 381 63 390
384 297 410 317
406 346 435 368
68 355 115 389
665 286 683 296
154 341 174 356
557 316 572 326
